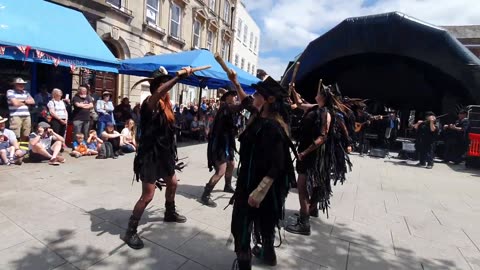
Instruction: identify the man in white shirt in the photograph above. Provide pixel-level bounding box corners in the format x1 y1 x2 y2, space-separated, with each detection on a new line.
7 78 35 141
28 122 65 165
0 116 26 165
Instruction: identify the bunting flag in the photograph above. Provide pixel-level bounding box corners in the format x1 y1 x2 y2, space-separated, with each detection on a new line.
35 49 45 59
16 45 31 58
0 46 5 55
70 64 76 73
53 57 60 67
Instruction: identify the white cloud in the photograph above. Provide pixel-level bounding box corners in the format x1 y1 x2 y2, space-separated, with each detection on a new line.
257 56 289 80
249 0 480 78
251 0 480 53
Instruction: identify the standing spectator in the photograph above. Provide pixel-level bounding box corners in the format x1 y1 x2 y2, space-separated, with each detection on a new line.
0 116 25 165
102 122 123 158
47 88 68 140
414 112 439 169
28 122 65 165
121 119 137 153
34 85 51 109
72 86 93 140
88 84 101 104
114 97 132 131
96 91 115 136
132 103 141 124
7 78 35 141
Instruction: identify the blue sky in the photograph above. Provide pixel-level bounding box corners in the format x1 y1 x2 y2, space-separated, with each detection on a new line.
243 0 479 79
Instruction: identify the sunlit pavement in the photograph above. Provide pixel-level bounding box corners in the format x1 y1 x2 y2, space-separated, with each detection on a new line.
0 143 479 270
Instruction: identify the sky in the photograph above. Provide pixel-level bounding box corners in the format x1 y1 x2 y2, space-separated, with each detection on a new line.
243 0 480 79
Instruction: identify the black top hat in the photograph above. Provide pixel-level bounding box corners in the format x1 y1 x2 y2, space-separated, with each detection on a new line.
251 76 288 99
425 111 436 117
219 84 237 101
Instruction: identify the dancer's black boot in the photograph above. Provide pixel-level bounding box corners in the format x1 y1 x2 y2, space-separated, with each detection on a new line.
201 183 217 207
223 177 235 193
164 201 187 223
252 234 277 266
286 213 311 235
124 215 144 249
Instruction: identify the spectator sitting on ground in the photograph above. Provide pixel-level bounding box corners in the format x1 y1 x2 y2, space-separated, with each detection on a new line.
28 122 65 165
102 122 123 158
71 133 97 158
0 134 15 166
0 116 26 165
87 130 103 154
120 119 136 153
190 116 206 141
199 115 208 138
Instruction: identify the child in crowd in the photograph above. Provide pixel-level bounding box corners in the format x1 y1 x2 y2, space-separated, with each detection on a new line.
87 130 102 154
0 134 15 165
71 133 95 158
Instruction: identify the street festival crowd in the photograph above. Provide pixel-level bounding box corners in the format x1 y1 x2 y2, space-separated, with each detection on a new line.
0 64 471 269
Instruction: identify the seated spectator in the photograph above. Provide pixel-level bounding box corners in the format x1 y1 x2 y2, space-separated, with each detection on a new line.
190 116 206 141
120 119 136 153
0 134 15 165
102 122 123 158
199 115 208 139
28 122 65 165
0 116 26 165
87 130 103 154
71 133 96 158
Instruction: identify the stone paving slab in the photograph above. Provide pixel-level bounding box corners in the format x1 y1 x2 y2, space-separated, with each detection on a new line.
0 144 479 269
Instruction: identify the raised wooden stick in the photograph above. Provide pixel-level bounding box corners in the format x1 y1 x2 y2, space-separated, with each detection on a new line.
214 53 233 75
289 61 301 95
317 78 323 94
176 65 211 76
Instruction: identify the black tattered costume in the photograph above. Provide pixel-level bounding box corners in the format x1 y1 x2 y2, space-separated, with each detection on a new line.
230 77 296 270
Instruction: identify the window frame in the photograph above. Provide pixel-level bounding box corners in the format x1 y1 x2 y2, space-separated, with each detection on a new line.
170 2 182 38
207 30 214 51
107 0 122 8
146 0 160 25
237 19 242 38
249 32 253 49
240 58 245 69
234 54 239 66
209 0 216 11
243 25 248 43
192 19 201 48
223 1 231 22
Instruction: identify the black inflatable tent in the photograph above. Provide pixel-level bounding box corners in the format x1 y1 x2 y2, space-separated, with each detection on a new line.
281 12 480 113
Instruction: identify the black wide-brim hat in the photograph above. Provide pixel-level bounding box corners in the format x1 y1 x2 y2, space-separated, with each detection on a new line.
251 76 288 99
220 85 237 101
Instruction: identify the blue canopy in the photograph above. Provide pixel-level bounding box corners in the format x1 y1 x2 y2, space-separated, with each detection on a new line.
119 49 260 92
0 0 118 73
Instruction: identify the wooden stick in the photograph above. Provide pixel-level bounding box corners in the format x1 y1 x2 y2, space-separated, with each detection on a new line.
214 53 232 75
290 62 301 84
317 79 323 94
289 61 301 96
176 65 211 76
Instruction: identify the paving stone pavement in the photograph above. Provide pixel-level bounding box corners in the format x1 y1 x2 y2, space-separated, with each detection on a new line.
0 142 480 270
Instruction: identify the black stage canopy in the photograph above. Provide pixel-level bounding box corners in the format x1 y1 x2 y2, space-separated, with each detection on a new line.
281 12 480 113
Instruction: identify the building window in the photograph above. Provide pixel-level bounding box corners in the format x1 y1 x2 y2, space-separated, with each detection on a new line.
193 20 201 48
241 58 245 69
146 0 159 24
234 54 239 66
243 25 248 43
249 32 253 48
224 43 230 60
224 1 231 22
207 30 213 51
209 0 216 11
237 19 242 38
170 3 182 38
252 65 255 75
254 37 258 52
107 0 121 8
247 62 251 73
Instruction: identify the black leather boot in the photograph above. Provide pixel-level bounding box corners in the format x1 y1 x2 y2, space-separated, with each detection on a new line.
164 201 187 223
233 259 252 270
252 235 277 266
223 177 235 193
124 215 144 249
286 213 311 236
201 184 217 207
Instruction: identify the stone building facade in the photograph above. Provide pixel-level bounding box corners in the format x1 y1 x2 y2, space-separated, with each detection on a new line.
49 0 237 105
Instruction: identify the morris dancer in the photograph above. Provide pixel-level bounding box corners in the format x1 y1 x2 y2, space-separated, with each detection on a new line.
124 66 193 249
201 86 239 207
228 71 296 270
286 82 350 235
